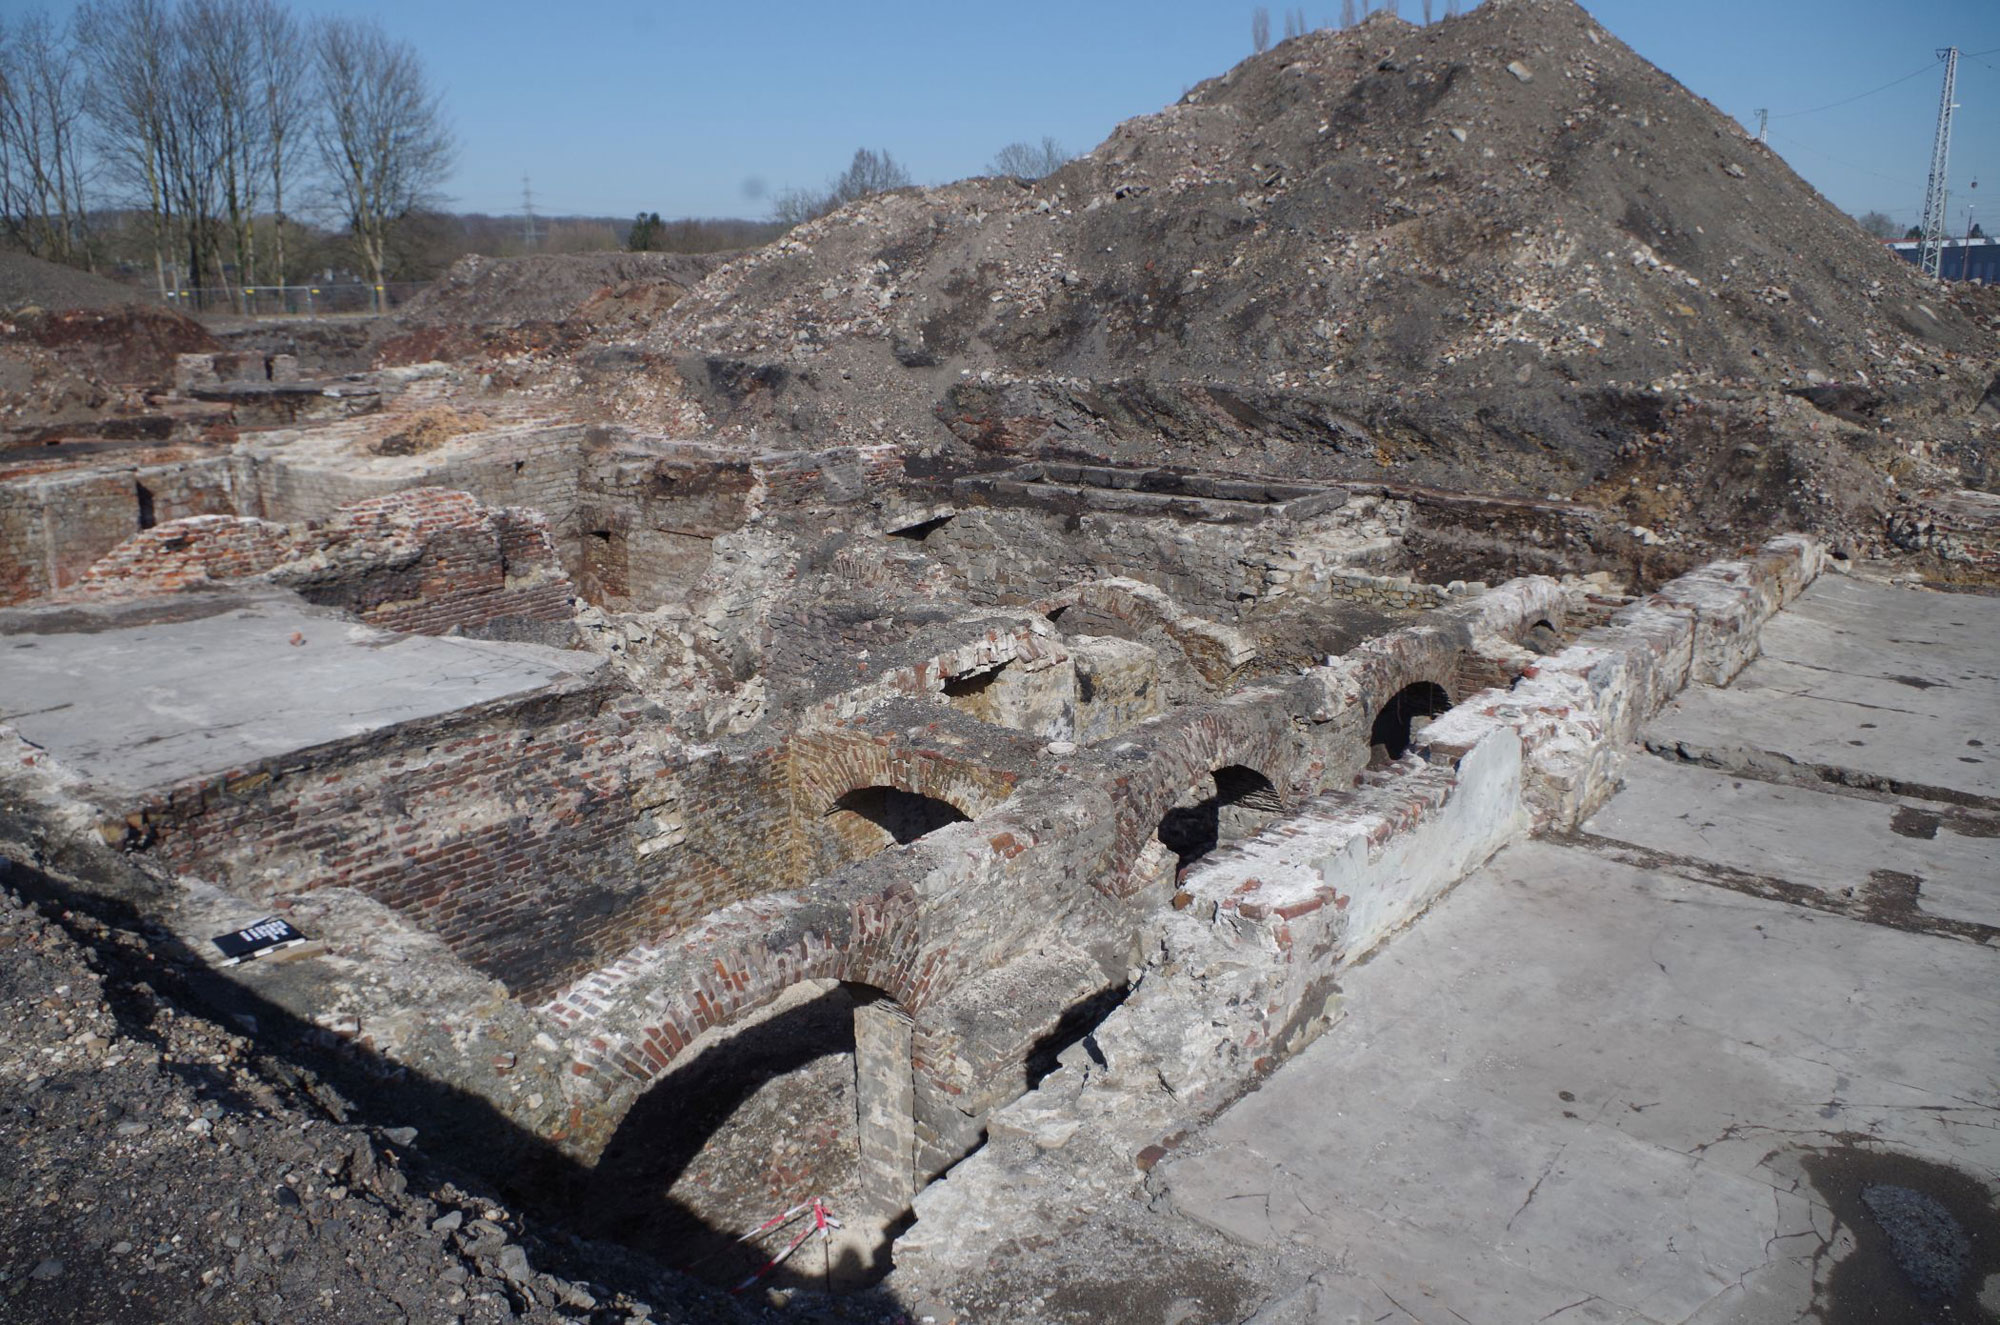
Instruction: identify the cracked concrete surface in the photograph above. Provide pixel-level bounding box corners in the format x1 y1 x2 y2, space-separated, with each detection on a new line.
1643 574 2000 805
0 588 603 795
1158 575 1998 1324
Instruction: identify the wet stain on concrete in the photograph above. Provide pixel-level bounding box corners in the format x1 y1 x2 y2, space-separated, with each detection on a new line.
1863 869 1925 927
1944 808 2000 839
1801 1141 2000 1324
1890 807 1941 840
1559 832 2000 946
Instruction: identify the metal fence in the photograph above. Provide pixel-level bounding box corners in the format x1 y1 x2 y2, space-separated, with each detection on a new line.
156 281 428 316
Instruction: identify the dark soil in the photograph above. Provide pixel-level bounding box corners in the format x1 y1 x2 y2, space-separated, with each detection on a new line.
0 252 154 314
0 866 732 1324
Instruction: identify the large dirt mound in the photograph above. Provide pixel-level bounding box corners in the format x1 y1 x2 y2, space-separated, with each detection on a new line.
603 0 1997 553
389 251 725 329
374 251 730 369
0 252 153 314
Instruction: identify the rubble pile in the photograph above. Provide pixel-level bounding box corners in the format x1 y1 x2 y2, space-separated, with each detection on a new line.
582 0 1995 554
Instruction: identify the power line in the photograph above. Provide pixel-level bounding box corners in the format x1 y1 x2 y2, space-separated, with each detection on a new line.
1765 129 1922 189
1771 56 1942 120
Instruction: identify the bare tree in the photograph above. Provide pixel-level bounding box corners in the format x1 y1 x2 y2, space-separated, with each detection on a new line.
1341 0 1357 26
158 8 232 302
989 136 1071 180
1446 0 1461 14
1855 211 1901 240
830 147 909 204
0 11 92 265
1383 0 1400 17
183 0 264 309
1422 0 1434 21
773 147 911 228
1251 6 1270 53
74 0 176 295
250 0 310 290
312 16 453 309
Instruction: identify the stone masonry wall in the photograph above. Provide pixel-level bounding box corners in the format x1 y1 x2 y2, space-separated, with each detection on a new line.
895 536 1827 1280
0 455 249 604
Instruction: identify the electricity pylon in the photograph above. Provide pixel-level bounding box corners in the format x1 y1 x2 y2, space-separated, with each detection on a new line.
1918 48 1960 280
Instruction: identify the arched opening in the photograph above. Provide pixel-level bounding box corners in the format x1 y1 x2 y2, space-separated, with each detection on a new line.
941 664 1003 701
1370 681 1453 764
574 979 913 1291
1525 618 1562 655
826 786 970 856
1158 764 1283 874
887 513 953 541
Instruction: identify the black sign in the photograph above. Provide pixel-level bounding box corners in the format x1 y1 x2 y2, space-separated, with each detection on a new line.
212 917 307 965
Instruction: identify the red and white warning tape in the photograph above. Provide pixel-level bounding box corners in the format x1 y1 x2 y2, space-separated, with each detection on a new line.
728 1196 841 1294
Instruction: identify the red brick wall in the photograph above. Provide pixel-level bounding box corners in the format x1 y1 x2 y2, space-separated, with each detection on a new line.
136 690 662 1000
275 488 576 636
73 516 295 599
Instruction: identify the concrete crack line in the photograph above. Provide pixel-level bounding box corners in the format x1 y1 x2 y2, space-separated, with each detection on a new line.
1375 1284 1433 1323
1773 685 1925 717
1504 1143 1569 1233
0 701 74 721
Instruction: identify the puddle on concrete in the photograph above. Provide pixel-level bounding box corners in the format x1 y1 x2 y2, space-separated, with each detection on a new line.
1801 1140 2000 1323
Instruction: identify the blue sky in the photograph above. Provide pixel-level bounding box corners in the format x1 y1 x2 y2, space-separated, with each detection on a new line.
28 0 2000 228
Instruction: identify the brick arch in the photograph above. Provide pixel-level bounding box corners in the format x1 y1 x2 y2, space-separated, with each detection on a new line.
1106 703 1307 890
1349 630 1466 737
788 729 1018 823
561 879 949 1098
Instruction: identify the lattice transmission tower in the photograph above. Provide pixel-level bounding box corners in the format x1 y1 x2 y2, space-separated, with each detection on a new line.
1917 47 1960 280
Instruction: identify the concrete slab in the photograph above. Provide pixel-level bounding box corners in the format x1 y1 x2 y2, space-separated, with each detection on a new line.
1160 840 2000 1324
1646 576 2000 803
1584 756 2000 929
0 590 603 796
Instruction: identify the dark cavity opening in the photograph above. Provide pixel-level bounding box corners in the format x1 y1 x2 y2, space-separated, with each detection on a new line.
941 665 1003 700
135 481 156 531
887 513 953 542
575 982 873 1291
1370 681 1453 763
829 786 970 846
1526 619 1561 655
1158 764 1282 873
1024 982 1131 1092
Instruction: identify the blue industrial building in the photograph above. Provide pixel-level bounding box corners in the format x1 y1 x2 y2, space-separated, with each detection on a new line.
1885 237 2000 282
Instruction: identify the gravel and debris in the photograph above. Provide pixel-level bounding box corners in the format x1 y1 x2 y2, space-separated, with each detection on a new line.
501 0 1996 560
0 866 742 1325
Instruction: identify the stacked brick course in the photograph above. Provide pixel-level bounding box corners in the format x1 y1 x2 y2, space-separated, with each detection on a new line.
72 515 295 597
275 488 576 637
